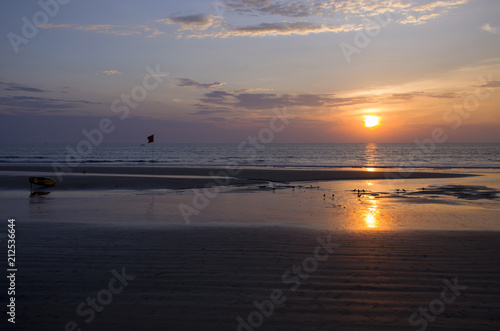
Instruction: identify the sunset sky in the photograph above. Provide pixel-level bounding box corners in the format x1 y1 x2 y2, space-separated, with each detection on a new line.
1 0 499 143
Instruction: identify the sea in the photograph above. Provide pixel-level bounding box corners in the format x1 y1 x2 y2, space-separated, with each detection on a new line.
0 143 499 169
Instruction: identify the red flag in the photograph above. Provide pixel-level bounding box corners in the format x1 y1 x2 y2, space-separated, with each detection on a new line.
147 135 154 143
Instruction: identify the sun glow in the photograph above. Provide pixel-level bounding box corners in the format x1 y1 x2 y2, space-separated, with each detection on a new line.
363 115 381 129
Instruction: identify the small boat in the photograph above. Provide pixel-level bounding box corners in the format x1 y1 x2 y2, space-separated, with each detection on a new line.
29 176 56 187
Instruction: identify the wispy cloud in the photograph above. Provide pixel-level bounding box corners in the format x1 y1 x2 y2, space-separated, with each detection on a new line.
482 23 500 34
38 23 164 38
140 25 165 38
176 78 225 89
222 0 330 18
190 109 233 116
213 22 355 38
196 90 370 111
411 0 468 12
398 12 441 25
333 0 411 15
97 70 123 76
189 80 466 117
0 95 100 114
156 14 220 31
0 81 46 93
36 1 470 40
389 91 461 100
426 92 462 99
227 88 273 93
477 81 500 88
166 0 469 38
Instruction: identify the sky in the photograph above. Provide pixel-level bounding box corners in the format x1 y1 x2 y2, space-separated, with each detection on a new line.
0 0 499 143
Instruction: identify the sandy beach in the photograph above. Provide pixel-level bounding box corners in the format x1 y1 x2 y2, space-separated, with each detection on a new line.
1 166 500 330
11 224 500 330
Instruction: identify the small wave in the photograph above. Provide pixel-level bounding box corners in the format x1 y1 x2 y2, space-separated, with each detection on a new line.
1 158 499 169
0 156 49 160
82 160 116 163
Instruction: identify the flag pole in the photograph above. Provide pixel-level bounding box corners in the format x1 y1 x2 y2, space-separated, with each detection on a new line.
147 134 155 176
151 135 154 176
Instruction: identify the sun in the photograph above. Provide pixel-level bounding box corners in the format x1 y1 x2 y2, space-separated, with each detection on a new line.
363 115 381 129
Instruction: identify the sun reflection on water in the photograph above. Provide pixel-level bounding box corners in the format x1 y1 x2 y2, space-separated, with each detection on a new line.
363 143 379 168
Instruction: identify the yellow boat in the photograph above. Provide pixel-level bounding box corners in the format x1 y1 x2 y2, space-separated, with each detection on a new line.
29 176 56 187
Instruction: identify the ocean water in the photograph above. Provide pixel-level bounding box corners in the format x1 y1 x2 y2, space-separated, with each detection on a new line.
0 143 499 169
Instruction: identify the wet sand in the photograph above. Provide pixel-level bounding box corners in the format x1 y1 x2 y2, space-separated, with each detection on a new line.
12 223 500 330
0 164 476 190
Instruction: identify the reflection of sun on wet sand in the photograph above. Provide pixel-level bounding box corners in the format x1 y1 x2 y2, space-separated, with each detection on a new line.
364 196 379 228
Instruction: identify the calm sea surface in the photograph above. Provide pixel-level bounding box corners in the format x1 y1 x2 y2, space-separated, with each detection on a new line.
0 143 499 169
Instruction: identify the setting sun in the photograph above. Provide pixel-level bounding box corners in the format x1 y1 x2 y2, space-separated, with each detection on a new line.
363 115 381 129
